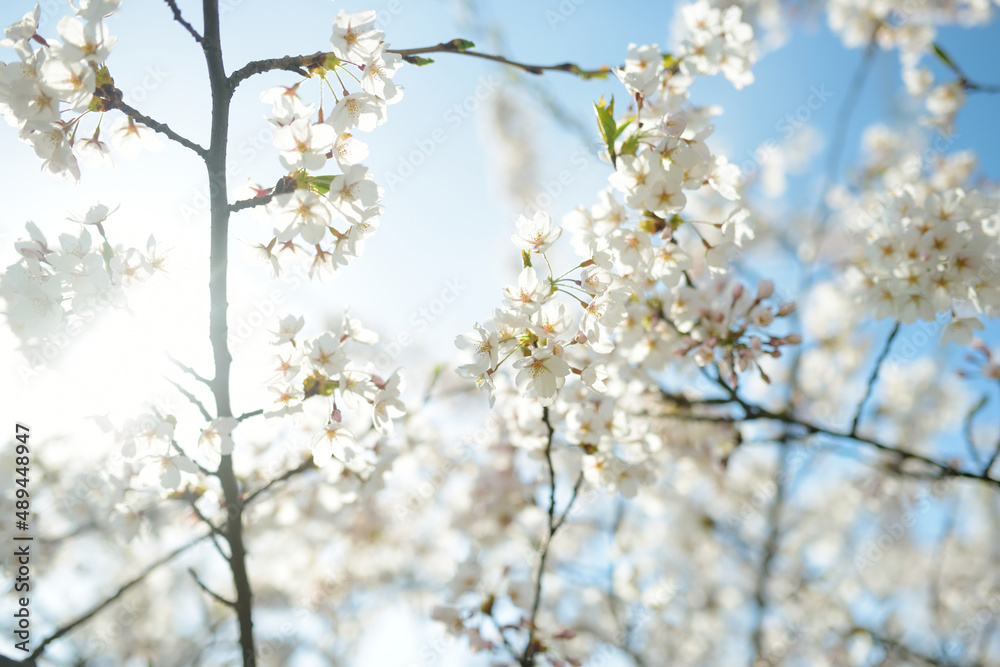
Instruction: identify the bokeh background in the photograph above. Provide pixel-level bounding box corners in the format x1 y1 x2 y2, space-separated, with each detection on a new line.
2 0 1000 664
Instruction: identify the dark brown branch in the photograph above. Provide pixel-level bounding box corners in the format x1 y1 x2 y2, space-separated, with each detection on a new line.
229 52 323 91
242 457 316 506
520 406 583 667
164 0 203 44
228 40 610 94
189 568 236 607
189 498 229 552
653 393 1000 489
850 322 899 437
230 193 274 212
856 626 969 666
28 534 208 661
388 39 611 79
102 97 208 158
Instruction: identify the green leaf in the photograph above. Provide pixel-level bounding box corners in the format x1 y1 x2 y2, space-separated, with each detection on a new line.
662 52 677 69
614 118 632 141
451 39 475 51
619 132 639 157
521 250 532 269
309 174 335 195
594 96 618 156
405 55 435 66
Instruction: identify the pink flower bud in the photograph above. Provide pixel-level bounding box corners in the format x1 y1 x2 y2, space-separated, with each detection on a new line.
757 279 774 300
732 284 745 300
778 302 797 317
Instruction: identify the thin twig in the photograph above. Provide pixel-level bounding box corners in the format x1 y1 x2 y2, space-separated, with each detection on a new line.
166 377 213 422
171 439 214 477
228 40 610 93
962 394 988 469
850 322 900 437
389 39 611 79
188 499 229 552
230 193 274 212
651 394 1000 488
237 408 265 422
857 626 971 666
242 457 316 506
983 383 1000 476
189 568 236 607
164 0 203 44
101 97 208 158
168 354 214 389
931 43 1000 94
28 534 209 661
520 406 583 666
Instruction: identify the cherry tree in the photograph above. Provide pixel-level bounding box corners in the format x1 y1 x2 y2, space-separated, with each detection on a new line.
1 0 999 665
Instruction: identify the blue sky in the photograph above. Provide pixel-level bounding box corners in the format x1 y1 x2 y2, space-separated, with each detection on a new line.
2 1 1000 664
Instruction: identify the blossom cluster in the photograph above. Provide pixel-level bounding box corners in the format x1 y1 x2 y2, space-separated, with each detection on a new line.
93 310 404 505
831 126 1000 345
457 23 796 411
268 312 405 475
0 204 162 349
0 1 156 179
676 0 757 89
250 9 403 279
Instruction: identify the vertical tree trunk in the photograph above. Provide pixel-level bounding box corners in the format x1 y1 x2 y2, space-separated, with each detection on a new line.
201 1 256 664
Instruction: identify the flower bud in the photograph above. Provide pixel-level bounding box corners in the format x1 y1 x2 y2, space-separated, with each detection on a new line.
756 279 774 300
778 302 797 317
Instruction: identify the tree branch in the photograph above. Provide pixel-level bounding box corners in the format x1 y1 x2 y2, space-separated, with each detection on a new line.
168 354 214 389
166 377 213 422
389 39 611 79
520 406 583 666
28 534 208 661
653 392 1000 488
242 456 316 506
189 567 236 607
850 322 899 437
228 40 610 94
229 52 324 91
100 96 208 158
932 43 1000 93
164 0 203 44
